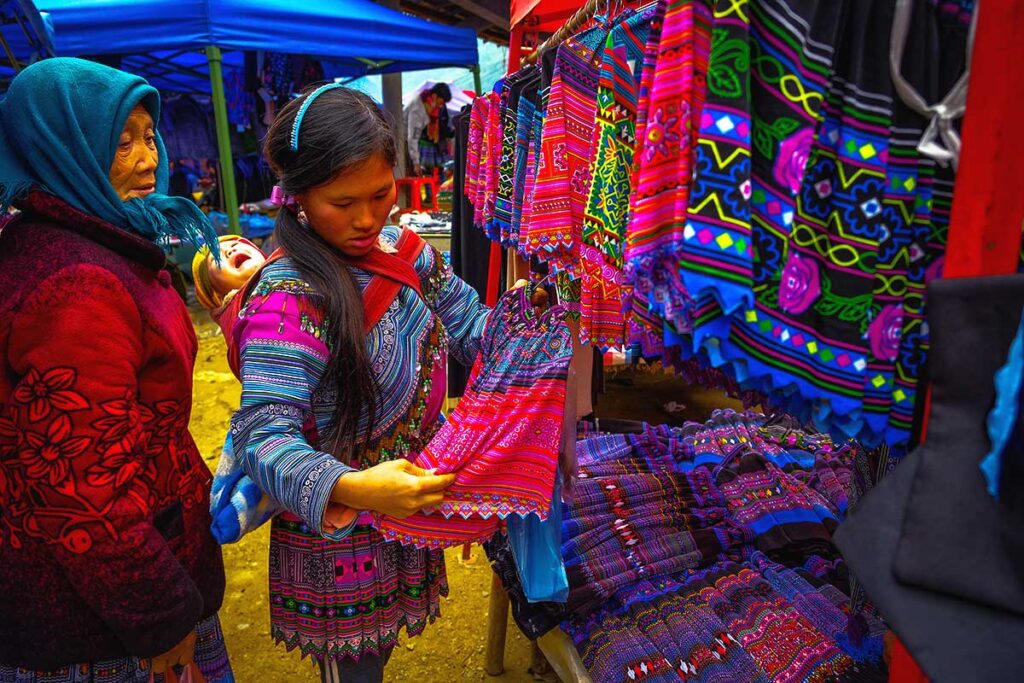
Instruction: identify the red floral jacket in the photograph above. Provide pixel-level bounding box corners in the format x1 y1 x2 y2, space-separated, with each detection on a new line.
0 192 224 669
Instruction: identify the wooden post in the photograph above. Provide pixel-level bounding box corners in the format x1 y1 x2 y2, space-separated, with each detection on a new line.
484 572 510 675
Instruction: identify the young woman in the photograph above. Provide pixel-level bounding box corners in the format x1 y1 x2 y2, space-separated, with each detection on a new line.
228 85 524 681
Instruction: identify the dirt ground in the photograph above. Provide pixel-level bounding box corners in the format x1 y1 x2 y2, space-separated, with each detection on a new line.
188 311 740 683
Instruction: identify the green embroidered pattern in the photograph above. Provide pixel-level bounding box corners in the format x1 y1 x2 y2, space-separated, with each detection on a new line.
707 27 750 99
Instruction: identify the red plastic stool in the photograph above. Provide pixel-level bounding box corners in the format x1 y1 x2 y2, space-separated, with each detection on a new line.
395 174 439 213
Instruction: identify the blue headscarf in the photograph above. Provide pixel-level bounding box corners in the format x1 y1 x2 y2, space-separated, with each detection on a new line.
0 58 219 252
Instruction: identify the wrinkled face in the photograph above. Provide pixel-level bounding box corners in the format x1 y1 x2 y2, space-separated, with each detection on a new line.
207 238 265 295
109 105 159 201
295 153 396 258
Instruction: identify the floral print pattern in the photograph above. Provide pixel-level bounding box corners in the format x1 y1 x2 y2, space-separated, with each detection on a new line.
11 367 89 423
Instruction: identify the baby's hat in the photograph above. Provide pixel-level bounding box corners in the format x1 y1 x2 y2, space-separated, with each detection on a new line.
192 234 260 310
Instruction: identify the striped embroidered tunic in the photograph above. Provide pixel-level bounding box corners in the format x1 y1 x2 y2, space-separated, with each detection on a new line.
229 225 489 661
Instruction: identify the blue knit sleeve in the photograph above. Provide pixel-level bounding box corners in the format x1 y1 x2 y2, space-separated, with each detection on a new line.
229 285 357 540
418 242 491 366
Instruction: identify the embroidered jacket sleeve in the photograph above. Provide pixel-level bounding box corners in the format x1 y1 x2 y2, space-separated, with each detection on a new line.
5 266 203 654
418 242 491 366
230 287 358 539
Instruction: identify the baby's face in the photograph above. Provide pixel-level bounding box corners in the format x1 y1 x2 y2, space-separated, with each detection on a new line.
207 238 265 296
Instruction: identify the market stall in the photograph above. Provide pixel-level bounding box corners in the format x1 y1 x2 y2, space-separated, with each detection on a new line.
457 0 1024 681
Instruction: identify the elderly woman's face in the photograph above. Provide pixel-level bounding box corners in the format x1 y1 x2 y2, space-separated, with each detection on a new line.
109 105 158 201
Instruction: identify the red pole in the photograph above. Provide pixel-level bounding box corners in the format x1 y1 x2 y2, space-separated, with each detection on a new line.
941 0 1024 280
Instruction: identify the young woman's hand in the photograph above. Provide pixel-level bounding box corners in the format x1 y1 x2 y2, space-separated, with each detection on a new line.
331 460 456 519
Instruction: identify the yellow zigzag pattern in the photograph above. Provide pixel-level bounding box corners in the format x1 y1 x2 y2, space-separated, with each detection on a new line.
701 138 750 168
692 193 749 227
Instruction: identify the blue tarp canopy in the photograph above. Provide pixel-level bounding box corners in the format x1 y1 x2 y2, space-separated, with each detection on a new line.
35 0 480 93
0 0 55 80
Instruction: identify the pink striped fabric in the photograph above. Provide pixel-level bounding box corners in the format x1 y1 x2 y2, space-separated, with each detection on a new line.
465 95 487 222
526 26 610 272
374 286 573 549
482 88 503 229
625 0 713 329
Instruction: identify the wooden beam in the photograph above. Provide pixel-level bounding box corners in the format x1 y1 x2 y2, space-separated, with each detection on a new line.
447 0 509 30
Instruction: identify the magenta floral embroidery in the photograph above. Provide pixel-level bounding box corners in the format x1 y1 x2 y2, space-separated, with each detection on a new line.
778 251 821 314
644 106 679 163
773 128 814 194
868 304 904 362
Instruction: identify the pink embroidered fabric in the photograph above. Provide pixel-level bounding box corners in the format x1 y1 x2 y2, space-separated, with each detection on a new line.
374 286 573 549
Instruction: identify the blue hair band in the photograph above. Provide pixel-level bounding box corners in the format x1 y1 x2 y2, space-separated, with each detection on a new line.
290 83 346 152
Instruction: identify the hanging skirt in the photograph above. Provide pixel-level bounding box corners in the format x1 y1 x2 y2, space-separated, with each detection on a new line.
0 615 232 683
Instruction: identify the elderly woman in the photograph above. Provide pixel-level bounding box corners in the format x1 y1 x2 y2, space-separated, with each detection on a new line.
0 59 232 682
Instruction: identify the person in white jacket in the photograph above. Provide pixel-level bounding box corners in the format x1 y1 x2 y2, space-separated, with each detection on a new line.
403 82 453 176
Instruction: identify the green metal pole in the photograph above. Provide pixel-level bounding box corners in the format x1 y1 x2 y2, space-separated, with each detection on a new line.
205 45 240 233
471 64 482 96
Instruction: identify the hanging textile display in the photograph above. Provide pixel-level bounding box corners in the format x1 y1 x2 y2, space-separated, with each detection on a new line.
462 0 974 450
580 6 659 348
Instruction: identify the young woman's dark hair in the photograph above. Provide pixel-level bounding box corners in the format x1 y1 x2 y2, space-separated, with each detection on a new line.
263 86 397 459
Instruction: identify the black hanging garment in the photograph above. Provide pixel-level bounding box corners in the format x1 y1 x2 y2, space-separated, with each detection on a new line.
835 274 1024 683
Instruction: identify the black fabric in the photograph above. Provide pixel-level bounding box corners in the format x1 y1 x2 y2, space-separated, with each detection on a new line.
506 65 539 127
836 447 1024 683
835 274 1024 683
892 275 1024 613
448 107 492 397
541 45 557 96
